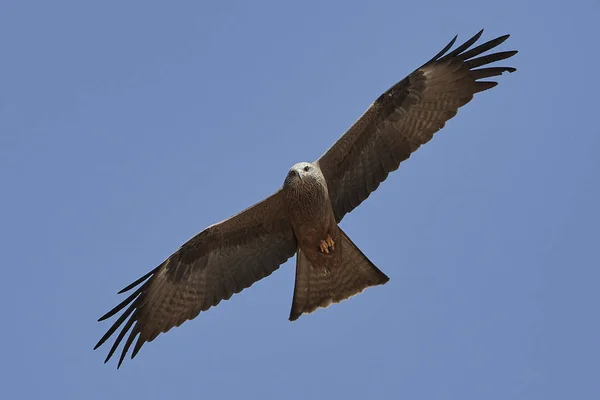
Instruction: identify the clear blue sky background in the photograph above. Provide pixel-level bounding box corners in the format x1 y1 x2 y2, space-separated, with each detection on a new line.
1 1 599 399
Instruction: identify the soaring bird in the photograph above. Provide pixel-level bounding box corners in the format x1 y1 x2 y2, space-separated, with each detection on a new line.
95 30 517 367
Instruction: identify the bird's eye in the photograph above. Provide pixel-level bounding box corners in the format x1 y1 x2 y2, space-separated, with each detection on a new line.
303 165 310 172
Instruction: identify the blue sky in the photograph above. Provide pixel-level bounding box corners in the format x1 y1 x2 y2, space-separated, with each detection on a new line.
1 1 599 399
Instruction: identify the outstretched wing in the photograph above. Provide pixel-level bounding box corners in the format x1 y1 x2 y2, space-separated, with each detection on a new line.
317 30 517 222
94 190 297 368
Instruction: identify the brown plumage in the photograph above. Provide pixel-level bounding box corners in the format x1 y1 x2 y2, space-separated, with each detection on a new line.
95 30 517 367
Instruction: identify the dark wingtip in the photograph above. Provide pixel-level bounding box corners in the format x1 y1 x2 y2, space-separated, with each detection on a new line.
495 33 511 44
96 268 159 368
116 327 139 368
465 50 518 69
469 29 485 44
425 34 458 64
131 335 145 359
116 349 127 369
98 307 116 322
118 268 156 294
440 30 485 61
473 81 499 93
97 289 140 322
117 285 134 295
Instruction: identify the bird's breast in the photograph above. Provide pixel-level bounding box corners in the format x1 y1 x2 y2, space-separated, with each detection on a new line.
285 181 330 224
284 180 338 262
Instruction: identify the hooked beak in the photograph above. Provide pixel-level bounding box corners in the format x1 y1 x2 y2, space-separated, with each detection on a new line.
296 170 303 181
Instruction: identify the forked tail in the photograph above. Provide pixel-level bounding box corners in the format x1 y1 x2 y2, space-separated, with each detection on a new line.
289 228 389 321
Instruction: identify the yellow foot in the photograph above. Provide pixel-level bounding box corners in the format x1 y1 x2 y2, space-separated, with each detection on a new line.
319 235 335 254
326 234 335 249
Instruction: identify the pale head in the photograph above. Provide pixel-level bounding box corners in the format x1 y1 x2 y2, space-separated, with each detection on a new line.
283 162 323 189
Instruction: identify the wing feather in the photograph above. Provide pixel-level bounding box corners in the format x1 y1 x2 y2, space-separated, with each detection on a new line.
317 30 517 222
95 190 297 367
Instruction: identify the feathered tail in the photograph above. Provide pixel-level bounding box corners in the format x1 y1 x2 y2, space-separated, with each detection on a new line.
289 228 389 321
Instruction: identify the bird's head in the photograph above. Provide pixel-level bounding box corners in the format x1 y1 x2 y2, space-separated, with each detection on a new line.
284 162 321 188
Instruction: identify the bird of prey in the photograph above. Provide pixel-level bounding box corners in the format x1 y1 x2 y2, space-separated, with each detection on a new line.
95 30 517 367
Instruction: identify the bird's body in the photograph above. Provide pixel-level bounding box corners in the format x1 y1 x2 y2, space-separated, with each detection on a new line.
95 30 518 367
283 163 338 266
282 162 389 320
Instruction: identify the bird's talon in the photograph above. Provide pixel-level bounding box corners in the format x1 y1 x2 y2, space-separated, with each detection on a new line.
326 235 335 249
319 235 335 253
319 240 330 253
